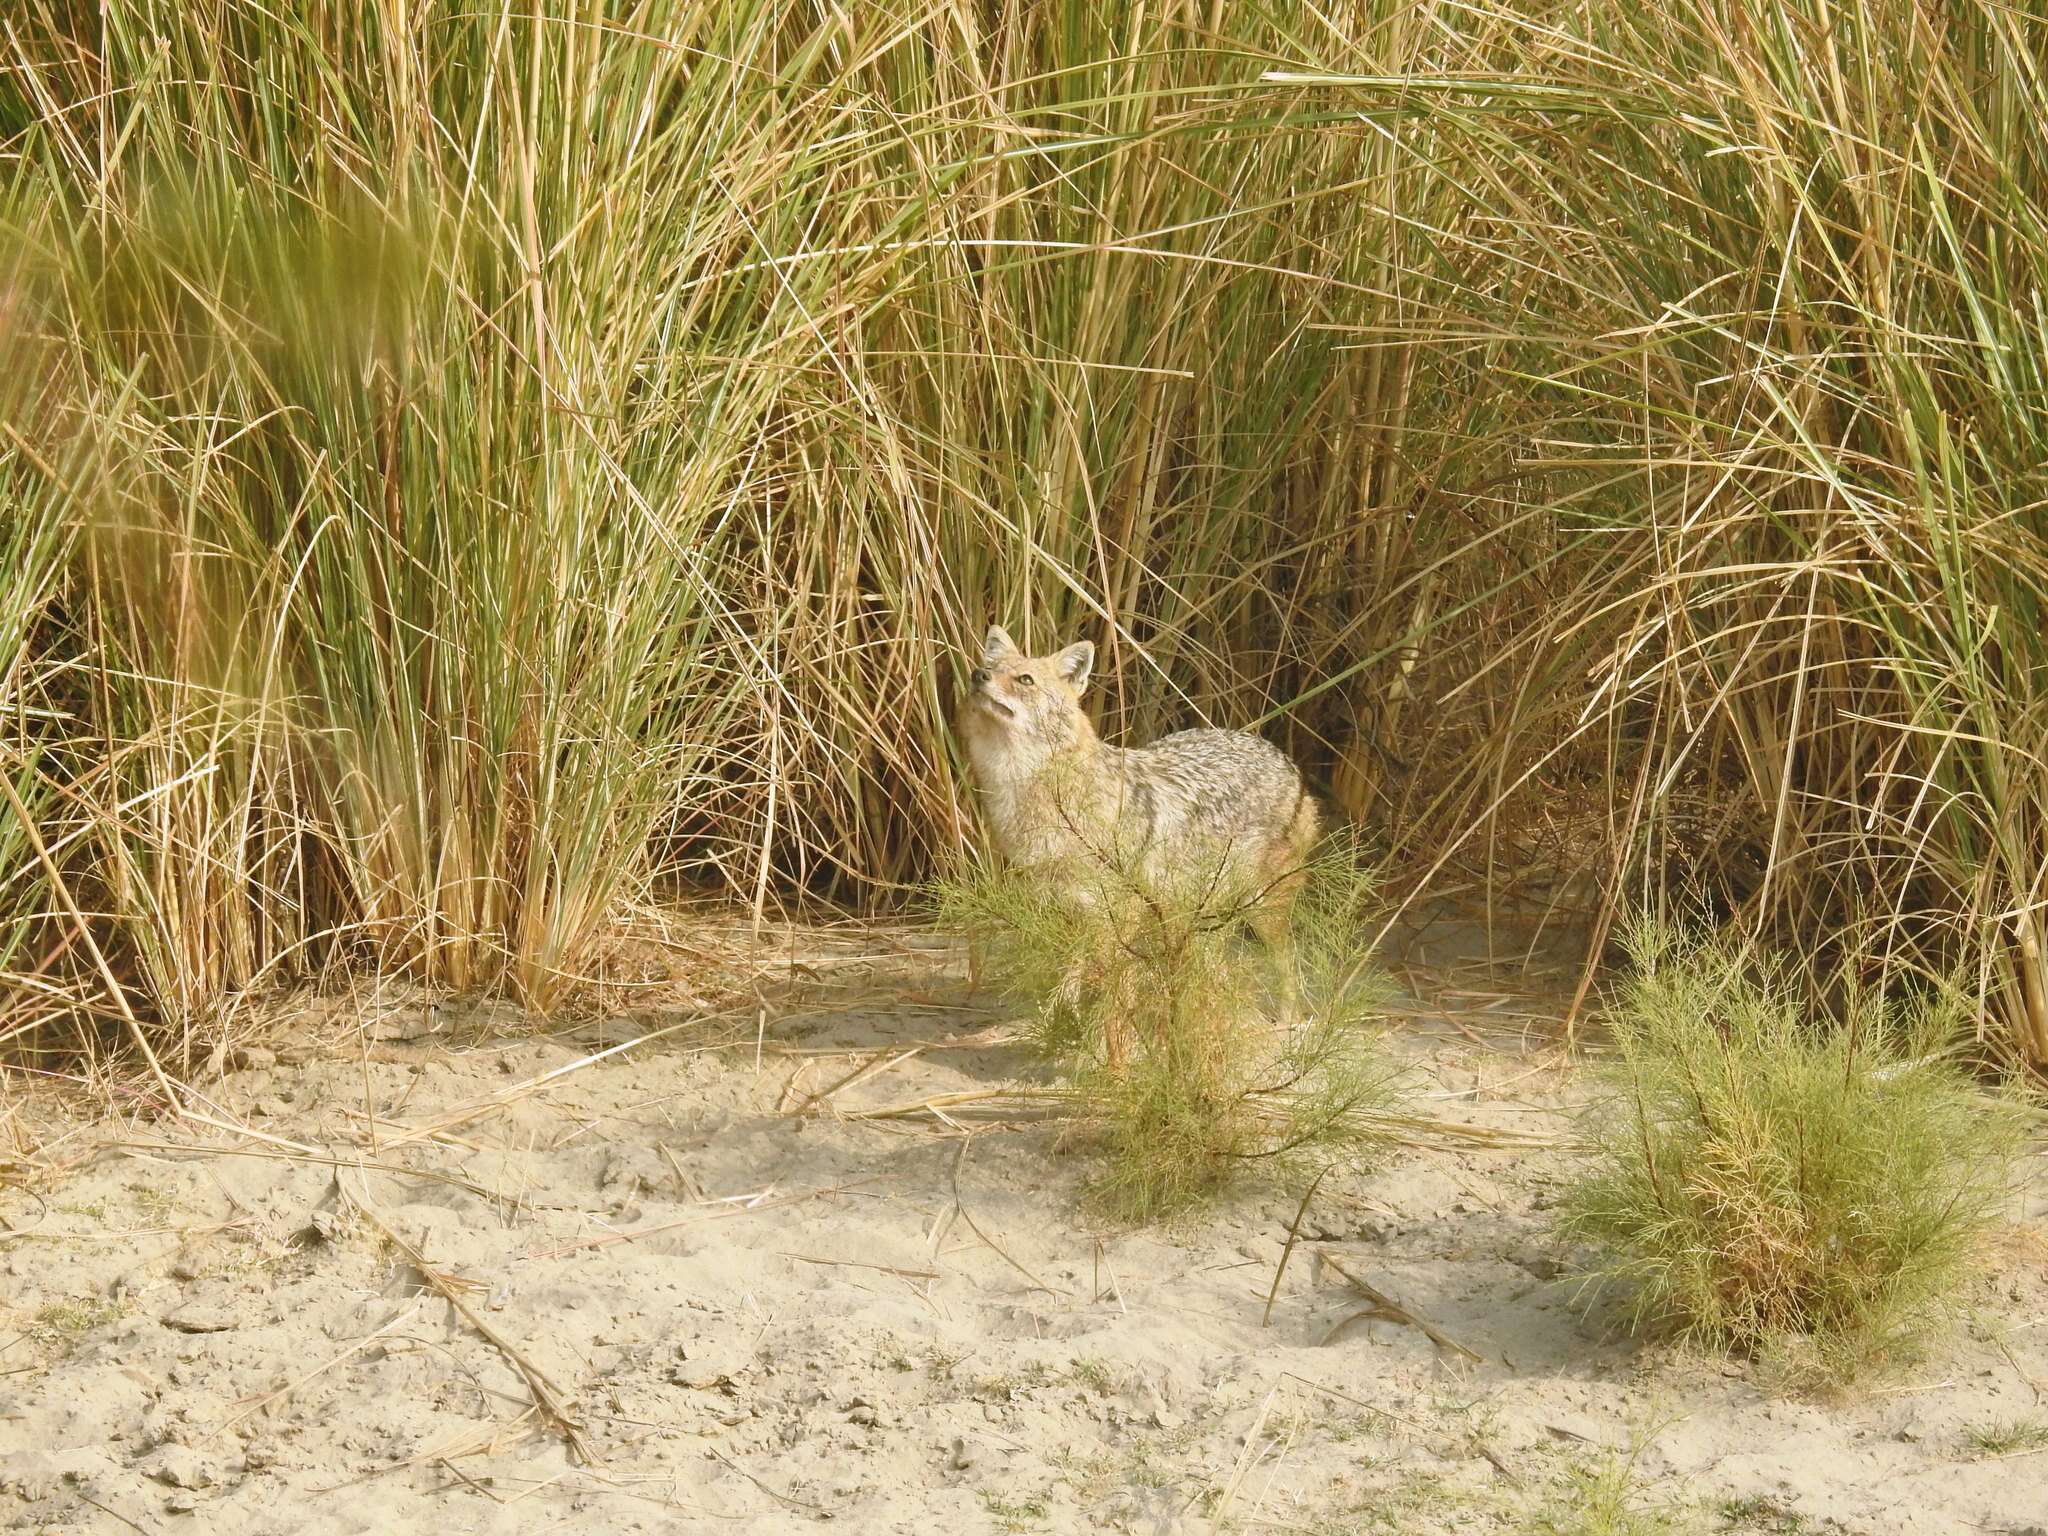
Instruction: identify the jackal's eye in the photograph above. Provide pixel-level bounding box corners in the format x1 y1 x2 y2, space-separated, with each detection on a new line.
1016 673 1036 687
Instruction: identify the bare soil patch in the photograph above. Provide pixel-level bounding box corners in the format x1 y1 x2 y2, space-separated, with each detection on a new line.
3 921 2043 1535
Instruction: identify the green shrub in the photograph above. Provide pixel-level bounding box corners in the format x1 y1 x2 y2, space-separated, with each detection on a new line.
940 830 1396 1221
1563 920 2028 1382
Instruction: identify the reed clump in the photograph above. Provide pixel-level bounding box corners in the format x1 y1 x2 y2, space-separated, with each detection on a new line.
4 0 2048 1077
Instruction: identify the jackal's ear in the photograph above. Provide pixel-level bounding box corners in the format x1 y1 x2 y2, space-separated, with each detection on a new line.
1053 640 1095 692
981 625 1019 661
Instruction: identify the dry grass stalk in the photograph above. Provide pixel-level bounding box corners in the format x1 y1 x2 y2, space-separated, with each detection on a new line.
947 1134 1069 1297
786 1046 926 1116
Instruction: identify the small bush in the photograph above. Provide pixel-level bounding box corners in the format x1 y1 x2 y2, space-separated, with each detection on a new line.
1563 919 2027 1383
939 831 1396 1221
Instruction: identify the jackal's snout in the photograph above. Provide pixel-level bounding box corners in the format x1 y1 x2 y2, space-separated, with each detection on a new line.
966 665 1015 719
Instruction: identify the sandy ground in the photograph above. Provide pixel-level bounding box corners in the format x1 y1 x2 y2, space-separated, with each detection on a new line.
2 918 2045 1536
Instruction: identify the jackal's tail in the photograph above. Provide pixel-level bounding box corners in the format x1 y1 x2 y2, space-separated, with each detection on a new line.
1286 784 1322 864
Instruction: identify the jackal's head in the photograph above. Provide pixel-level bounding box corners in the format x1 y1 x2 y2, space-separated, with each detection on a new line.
958 625 1096 774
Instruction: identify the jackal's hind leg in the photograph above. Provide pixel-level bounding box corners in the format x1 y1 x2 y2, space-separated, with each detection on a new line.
1248 901 1301 1025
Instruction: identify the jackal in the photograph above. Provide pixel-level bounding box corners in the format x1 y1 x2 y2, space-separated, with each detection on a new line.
956 624 1320 1026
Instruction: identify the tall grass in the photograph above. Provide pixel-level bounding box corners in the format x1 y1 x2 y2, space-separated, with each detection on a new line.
0 245 72 1038
4 0 2048 1069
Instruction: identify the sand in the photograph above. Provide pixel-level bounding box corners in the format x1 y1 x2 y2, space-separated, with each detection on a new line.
2 919 2044 1535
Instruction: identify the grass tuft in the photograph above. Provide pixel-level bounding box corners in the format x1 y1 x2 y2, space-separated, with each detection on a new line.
1531 1436 1698 1536
1563 919 2027 1383
1961 1418 2048 1458
33 1297 122 1340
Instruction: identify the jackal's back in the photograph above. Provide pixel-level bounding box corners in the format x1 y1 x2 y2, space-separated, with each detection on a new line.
1105 728 1309 875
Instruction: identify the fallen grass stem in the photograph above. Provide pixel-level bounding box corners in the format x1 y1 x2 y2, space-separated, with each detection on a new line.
948 1134 1068 1297
1316 1250 1485 1362
205 1301 425 1443
529 1180 880 1259
339 1173 597 1466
